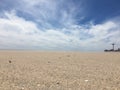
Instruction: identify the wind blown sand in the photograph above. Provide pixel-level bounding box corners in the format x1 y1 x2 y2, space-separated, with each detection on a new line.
0 51 120 90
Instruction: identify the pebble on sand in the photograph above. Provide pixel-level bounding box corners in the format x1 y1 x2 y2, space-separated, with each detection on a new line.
37 84 40 87
9 60 12 63
84 80 89 82
21 87 24 90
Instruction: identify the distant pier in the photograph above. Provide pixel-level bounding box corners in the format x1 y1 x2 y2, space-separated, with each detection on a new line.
104 43 120 52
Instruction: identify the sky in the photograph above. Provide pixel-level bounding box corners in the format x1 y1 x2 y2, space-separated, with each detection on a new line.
0 0 120 51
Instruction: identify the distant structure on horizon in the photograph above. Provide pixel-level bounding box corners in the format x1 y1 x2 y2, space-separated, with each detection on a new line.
104 43 120 52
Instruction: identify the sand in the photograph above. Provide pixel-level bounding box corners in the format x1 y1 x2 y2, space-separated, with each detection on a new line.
0 51 120 90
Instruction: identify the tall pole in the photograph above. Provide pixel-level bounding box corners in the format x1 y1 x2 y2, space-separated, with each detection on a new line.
112 43 115 50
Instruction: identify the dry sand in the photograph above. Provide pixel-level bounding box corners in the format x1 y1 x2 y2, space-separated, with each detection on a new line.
0 51 120 90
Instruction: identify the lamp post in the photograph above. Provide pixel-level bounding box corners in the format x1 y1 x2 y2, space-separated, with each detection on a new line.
112 43 115 51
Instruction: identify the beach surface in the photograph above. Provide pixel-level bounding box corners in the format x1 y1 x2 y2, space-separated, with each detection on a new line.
0 51 120 90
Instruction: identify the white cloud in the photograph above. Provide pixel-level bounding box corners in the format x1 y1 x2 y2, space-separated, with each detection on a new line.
0 11 120 51
15 0 80 29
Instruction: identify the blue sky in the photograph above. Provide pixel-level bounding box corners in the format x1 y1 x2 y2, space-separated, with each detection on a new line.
0 0 120 51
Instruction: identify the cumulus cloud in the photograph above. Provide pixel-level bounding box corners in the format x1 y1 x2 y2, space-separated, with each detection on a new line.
0 11 120 51
0 0 120 51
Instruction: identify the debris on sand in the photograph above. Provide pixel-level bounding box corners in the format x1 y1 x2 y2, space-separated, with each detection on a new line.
56 82 60 85
9 60 12 63
67 55 70 57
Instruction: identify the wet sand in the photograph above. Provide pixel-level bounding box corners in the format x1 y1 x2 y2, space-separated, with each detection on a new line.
0 51 120 90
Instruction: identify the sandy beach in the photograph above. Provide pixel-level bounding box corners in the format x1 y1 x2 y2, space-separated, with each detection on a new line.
0 51 120 90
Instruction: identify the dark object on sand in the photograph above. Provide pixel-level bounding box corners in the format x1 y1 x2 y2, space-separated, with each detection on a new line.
67 55 70 57
56 82 60 85
9 60 12 63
